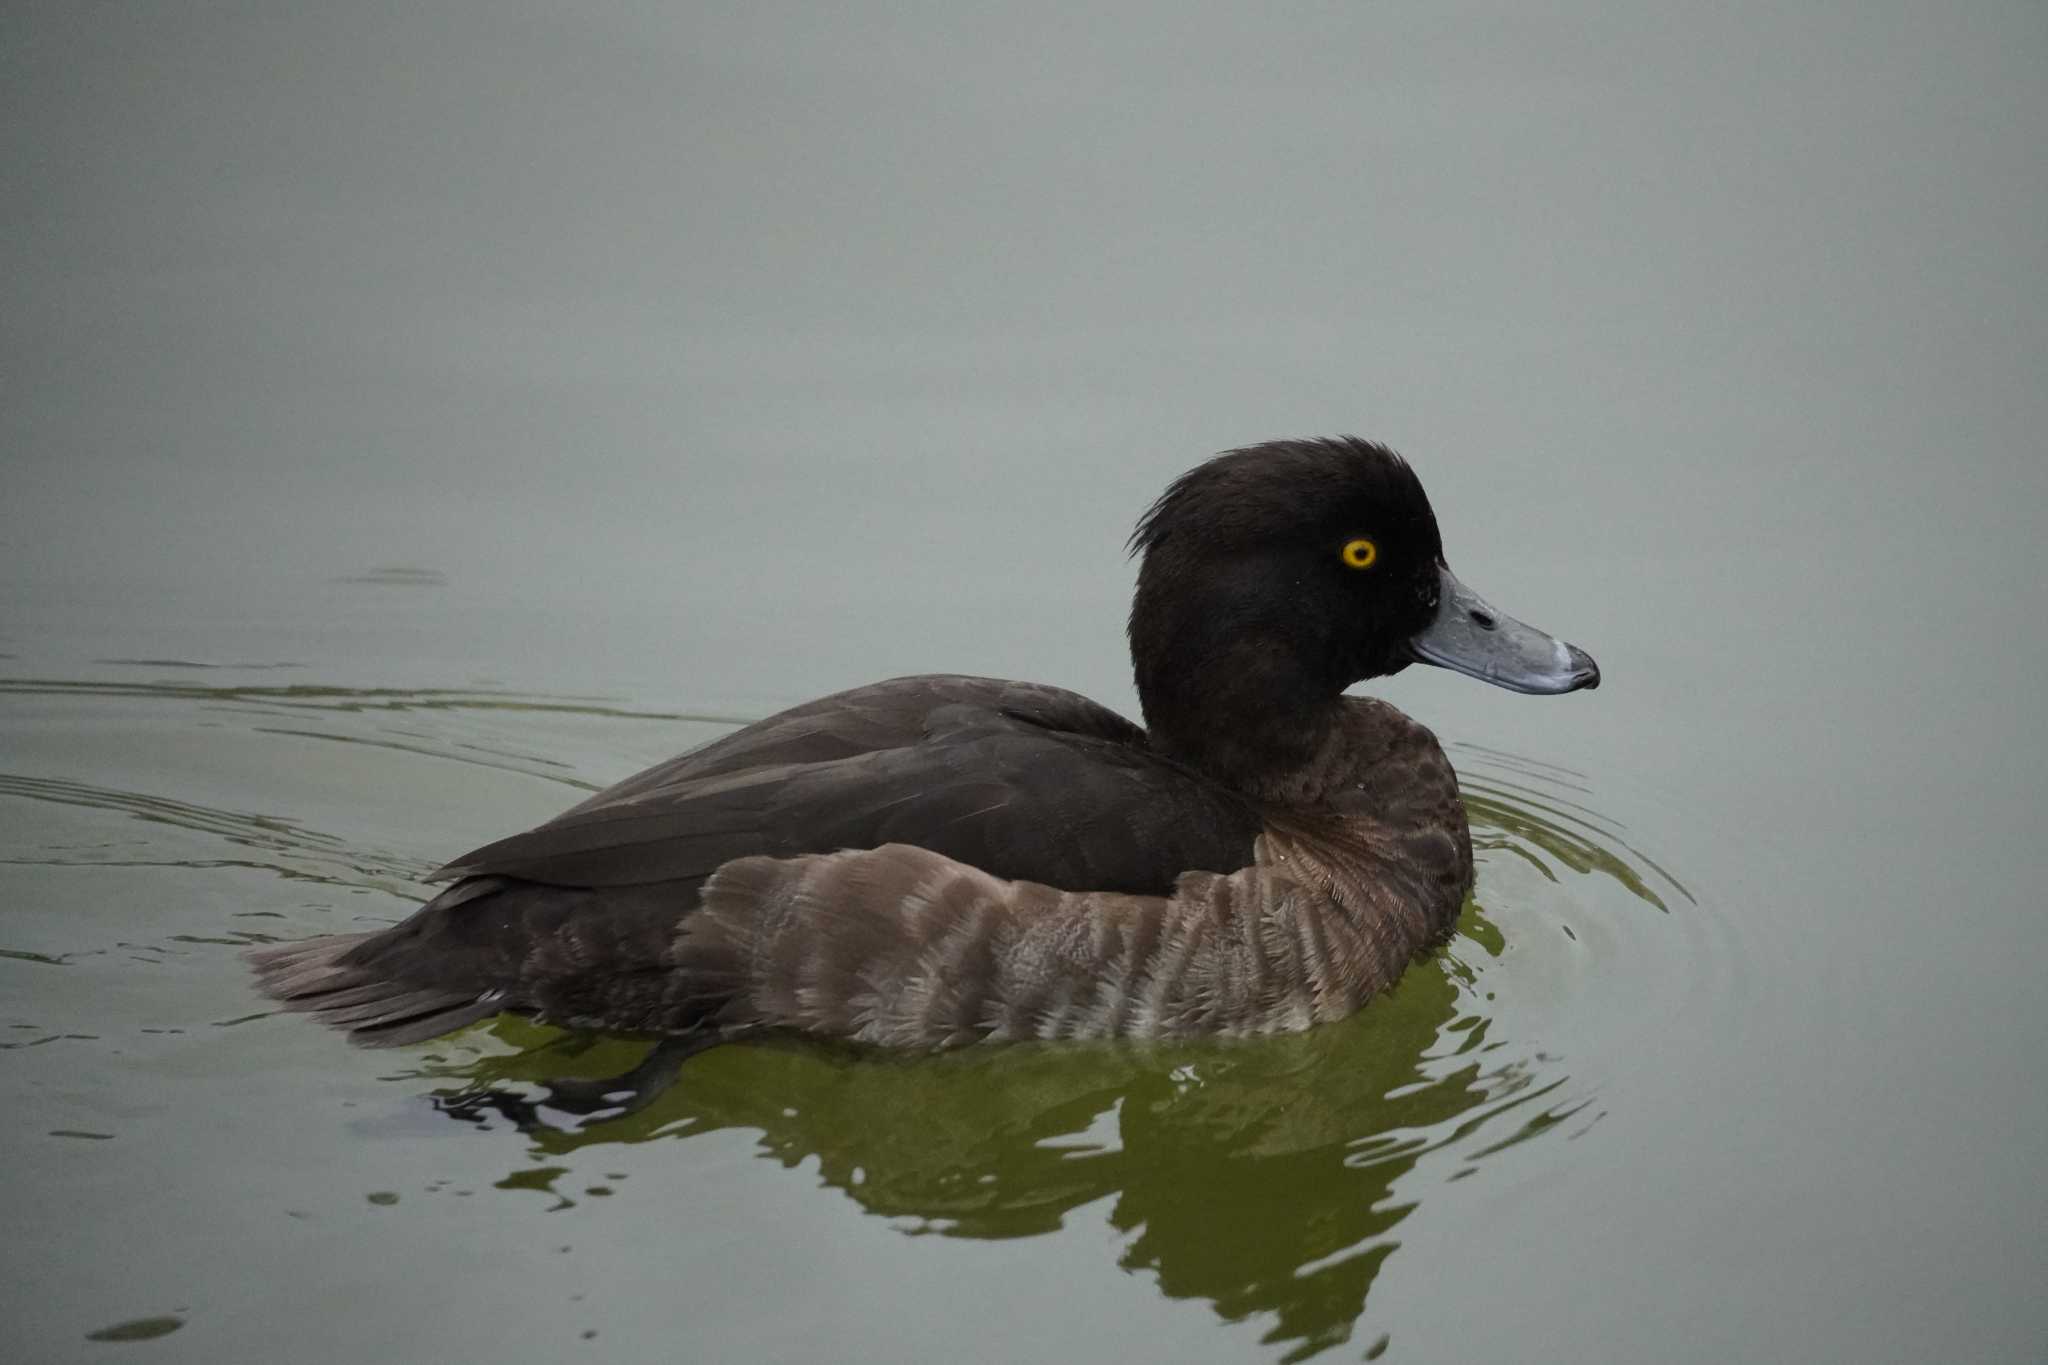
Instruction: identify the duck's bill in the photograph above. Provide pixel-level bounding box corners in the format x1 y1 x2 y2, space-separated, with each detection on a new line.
1407 565 1600 695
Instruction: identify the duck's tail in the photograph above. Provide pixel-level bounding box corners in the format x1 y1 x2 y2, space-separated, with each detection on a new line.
246 933 504 1048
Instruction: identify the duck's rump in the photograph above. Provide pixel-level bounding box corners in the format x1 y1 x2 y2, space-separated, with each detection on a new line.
251 675 1265 1046
249 876 710 1045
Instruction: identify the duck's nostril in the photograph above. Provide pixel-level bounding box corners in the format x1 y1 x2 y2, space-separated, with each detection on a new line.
1470 609 1497 631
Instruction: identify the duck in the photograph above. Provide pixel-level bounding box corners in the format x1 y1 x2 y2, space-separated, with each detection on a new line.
250 437 1598 1053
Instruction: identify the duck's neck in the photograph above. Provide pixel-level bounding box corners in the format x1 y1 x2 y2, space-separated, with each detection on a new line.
1130 570 1359 805
1140 668 1347 805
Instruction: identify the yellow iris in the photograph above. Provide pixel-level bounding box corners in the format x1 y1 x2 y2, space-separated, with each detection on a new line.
1340 538 1378 569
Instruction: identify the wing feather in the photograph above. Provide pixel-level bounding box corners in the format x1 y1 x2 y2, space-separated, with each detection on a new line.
432 676 1258 896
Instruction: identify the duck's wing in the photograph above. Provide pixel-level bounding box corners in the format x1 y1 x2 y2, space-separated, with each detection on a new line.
549 674 1143 817
433 675 1260 897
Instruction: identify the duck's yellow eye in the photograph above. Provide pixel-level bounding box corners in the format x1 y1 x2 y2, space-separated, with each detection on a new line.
1340 538 1378 570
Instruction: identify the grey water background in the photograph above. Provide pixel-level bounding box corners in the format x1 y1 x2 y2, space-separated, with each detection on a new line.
3 2 2044 1361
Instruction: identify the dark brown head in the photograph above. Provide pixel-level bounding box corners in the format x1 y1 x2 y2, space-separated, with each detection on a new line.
1127 437 1597 785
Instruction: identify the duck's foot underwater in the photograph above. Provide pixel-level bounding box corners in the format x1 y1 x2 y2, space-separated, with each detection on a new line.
434 1031 730 1133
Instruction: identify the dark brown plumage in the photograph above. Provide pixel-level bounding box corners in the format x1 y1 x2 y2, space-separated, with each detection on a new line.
250 437 1598 1051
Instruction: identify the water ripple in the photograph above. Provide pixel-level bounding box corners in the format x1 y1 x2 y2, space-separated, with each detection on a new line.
0 771 431 896
0 676 752 727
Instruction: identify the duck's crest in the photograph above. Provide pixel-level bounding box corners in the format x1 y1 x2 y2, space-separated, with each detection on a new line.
1127 436 1427 557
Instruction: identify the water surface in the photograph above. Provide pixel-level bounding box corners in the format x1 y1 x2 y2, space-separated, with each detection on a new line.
4 3 2044 1361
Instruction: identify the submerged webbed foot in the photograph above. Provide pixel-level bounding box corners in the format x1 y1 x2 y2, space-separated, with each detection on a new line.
433 1032 727 1133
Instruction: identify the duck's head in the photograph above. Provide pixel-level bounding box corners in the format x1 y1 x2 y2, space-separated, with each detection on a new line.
1128 437 1598 780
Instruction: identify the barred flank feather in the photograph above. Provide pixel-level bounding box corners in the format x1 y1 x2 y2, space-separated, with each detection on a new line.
683 819 1463 1049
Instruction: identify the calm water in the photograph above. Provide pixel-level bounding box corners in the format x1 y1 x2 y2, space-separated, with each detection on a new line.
5 4 2044 1362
